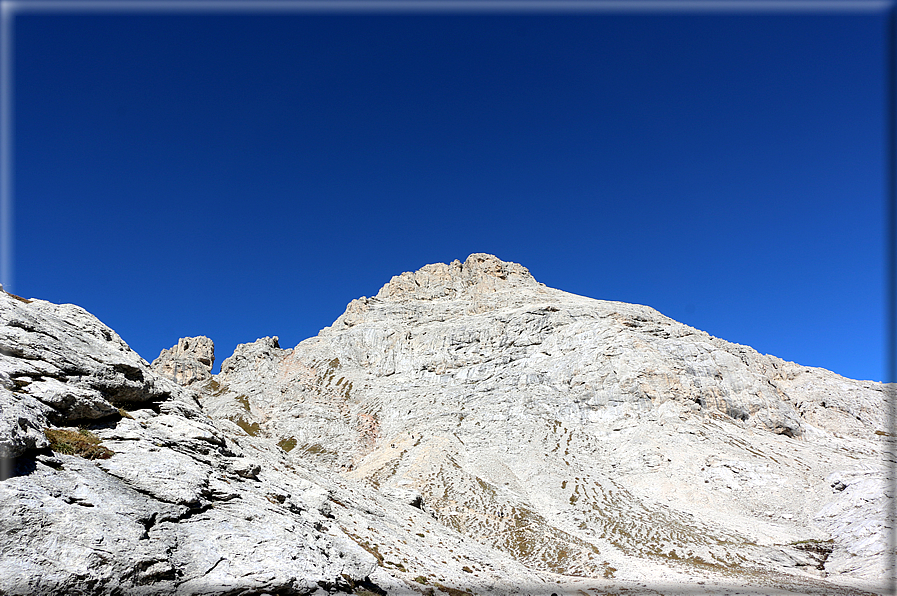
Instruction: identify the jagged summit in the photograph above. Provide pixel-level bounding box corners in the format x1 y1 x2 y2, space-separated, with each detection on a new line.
151 336 215 386
375 253 539 302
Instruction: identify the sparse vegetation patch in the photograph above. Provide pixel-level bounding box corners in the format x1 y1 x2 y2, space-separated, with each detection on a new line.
433 582 474 596
4 291 31 304
278 437 297 452
44 428 113 460
229 416 260 436
234 394 251 412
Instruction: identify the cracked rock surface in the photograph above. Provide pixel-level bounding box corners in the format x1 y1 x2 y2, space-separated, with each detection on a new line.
0 254 893 596
0 287 540 596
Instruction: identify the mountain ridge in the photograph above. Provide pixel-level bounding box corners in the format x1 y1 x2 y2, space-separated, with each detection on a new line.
0 253 892 595
196 254 891 589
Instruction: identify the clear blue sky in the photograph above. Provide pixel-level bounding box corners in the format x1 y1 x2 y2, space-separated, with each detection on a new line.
9 5 890 382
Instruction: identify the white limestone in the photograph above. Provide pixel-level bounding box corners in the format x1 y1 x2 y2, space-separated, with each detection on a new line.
0 254 892 595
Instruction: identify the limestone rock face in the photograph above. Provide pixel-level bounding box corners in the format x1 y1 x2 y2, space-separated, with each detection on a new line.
814 468 892 581
151 336 215 386
1 291 541 596
203 253 892 594
0 254 892 596
0 294 176 459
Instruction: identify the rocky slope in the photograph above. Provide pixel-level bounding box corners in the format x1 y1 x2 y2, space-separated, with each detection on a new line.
0 255 893 595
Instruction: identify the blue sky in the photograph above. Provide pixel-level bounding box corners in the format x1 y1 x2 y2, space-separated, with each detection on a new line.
8 5 890 381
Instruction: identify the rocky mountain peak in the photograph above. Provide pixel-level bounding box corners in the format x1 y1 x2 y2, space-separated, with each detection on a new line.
374 253 538 302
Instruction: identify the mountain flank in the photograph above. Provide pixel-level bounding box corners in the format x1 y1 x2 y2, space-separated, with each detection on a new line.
0 254 892 595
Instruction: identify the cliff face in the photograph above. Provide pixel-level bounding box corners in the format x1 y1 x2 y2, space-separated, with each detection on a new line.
0 254 892 595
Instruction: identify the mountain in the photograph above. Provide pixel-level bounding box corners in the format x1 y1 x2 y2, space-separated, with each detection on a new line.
0 254 892 595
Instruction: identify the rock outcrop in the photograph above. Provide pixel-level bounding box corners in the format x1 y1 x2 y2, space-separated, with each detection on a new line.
0 288 540 596
151 336 215 386
0 255 892 595
0 294 174 461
